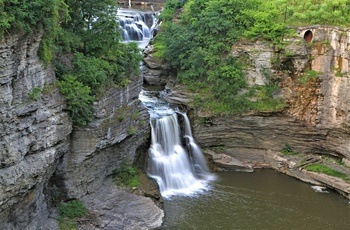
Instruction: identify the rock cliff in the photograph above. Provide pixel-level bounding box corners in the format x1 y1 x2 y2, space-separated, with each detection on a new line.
199 25 350 161
0 32 163 229
195 26 350 198
54 77 149 199
144 26 350 199
0 31 71 229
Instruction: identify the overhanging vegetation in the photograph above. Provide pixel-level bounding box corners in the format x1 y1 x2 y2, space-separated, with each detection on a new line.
153 0 350 115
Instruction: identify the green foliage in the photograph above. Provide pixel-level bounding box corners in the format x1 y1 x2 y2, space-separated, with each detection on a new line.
298 70 319 84
306 163 349 180
58 200 87 219
70 53 110 95
127 126 138 135
0 0 68 64
51 1 141 126
28 87 42 101
267 0 350 27
112 161 140 187
280 143 299 155
248 67 285 111
155 0 288 114
0 0 68 35
57 75 95 127
117 109 128 122
249 86 286 111
159 0 184 22
131 111 140 120
58 200 88 230
155 0 350 116
241 2 296 46
57 0 142 81
1 1 142 128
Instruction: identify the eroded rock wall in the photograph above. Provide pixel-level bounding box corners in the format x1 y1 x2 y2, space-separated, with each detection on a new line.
192 26 350 162
0 31 155 229
55 77 150 198
0 32 71 229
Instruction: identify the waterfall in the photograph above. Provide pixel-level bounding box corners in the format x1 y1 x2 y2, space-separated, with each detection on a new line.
140 90 214 198
117 8 158 49
178 111 210 175
127 6 213 198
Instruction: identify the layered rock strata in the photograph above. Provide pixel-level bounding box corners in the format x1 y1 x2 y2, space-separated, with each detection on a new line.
0 31 163 229
142 26 350 199
195 26 350 198
0 32 71 229
54 77 150 198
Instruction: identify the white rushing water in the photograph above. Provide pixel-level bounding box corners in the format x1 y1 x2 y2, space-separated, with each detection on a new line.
123 7 214 198
117 8 159 49
140 90 214 198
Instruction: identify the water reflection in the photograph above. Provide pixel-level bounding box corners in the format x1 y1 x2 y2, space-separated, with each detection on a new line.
162 169 350 229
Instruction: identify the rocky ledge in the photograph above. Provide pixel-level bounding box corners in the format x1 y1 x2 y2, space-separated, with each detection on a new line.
77 179 163 230
205 147 350 199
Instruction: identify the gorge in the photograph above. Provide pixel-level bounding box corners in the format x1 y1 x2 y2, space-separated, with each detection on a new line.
1 0 350 229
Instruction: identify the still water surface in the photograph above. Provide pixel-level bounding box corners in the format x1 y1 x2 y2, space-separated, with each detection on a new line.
161 169 350 229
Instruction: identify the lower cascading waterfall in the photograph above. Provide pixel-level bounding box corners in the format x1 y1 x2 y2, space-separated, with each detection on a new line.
146 108 213 198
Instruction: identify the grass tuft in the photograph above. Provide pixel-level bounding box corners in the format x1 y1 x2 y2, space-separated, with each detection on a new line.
306 163 349 180
57 200 88 230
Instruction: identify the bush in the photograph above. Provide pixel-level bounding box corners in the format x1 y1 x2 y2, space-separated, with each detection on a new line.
71 53 111 95
58 200 87 219
57 75 95 127
112 161 140 187
58 200 88 230
28 87 42 101
280 143 299 155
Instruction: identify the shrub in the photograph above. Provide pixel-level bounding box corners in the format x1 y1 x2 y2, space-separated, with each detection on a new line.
28 87 42 101
127 126 138 135
58 200 87 219
57 200 88 230
280 143 299 155
112 161 140 187
57 75 95 127
298 70 319 84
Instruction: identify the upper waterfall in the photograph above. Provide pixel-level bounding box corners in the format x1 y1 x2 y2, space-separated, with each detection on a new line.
117 8 159 49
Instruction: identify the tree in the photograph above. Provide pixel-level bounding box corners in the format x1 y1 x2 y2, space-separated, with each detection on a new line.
57 75 95 127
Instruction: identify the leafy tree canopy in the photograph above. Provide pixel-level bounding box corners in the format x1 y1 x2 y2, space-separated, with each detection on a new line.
156 0 350 115
55 0 142 126
0 0 142 127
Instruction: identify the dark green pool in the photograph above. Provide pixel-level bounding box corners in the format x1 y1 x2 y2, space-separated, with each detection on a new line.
161 169 350 230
